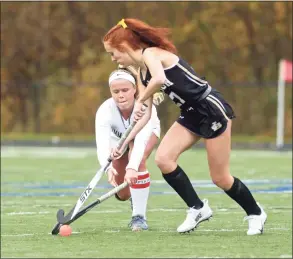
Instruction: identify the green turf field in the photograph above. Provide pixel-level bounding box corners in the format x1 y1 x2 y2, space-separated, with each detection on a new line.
1 146 292 258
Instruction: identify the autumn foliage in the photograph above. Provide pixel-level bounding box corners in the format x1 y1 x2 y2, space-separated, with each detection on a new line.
1 2 292 137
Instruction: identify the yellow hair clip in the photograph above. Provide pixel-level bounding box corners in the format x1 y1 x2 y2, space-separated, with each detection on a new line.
117 19 127 29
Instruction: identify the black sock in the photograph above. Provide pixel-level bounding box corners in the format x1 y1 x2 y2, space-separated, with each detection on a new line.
162 165 203 209
225 177 261 216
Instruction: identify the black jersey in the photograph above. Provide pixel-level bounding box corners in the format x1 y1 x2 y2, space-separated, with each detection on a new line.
140 57 211 110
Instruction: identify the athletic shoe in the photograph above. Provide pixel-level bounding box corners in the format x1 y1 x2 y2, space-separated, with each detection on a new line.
128 215 148 231
177 199 213 233
244 203 267 235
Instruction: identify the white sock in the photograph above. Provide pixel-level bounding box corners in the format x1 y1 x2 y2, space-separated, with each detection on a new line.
130 171 150 220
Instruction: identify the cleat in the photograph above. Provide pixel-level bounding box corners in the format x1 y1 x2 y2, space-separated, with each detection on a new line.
177 199 213 233
128 215 148 232
244 203 267 236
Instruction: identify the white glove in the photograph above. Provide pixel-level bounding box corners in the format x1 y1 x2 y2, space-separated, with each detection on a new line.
153 92 165 106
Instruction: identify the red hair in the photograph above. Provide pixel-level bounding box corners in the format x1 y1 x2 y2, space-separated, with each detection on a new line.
103 18 177 54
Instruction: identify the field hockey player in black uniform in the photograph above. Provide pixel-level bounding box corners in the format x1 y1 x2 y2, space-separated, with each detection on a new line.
103 18 267 235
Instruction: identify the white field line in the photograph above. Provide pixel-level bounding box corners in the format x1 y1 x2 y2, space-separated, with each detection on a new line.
1 191 291 197
6 211 50 215
1 146 292 158
161 228 292 232
1 234 34 237
3 208 292 216
150 179 292 184
1 227 291 237
1 201 292 210
230 151 292 158
5 178 283 185
1 147 93 158
1 204 74 208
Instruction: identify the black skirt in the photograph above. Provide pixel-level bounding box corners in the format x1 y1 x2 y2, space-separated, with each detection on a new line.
177 89 236 139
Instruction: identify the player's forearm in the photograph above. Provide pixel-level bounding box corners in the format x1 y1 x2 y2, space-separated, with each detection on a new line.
123 108 151 148
126 117 153 171
126 141 146 171
137 78 164 103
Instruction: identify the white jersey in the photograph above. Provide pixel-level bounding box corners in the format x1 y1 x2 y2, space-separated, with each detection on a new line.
95 98 160 171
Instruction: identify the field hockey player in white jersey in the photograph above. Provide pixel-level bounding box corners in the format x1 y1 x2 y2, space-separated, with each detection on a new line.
95 68 161 231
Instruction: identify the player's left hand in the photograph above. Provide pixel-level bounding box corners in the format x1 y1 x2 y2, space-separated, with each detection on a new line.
124 168 138 186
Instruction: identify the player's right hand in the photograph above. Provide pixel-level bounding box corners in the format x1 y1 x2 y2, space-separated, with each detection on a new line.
106 167 119 187
124 168 138 186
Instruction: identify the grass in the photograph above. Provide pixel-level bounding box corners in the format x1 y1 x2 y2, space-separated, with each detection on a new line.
1 133 95 141
1 132 292 143
1 146 292 258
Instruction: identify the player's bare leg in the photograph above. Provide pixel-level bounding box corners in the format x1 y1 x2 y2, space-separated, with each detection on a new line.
112 152 131 200
155 122 213 233
205 120 267 235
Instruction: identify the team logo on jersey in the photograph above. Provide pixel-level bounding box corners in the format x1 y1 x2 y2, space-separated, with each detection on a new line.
211 121 222 131
161 78 174 91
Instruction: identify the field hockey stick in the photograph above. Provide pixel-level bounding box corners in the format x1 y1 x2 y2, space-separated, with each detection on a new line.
65 182 128 225
51 182 128 235
55 104 148 225
55 124 134 225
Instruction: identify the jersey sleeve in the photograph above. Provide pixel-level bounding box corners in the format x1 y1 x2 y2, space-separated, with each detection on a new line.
95 102 112 168
126 105 157 171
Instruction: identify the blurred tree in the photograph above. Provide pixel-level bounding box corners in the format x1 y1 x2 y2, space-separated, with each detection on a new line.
1 2 292 137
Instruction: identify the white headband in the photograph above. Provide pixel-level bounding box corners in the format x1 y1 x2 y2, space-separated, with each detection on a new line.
108 70 136 86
